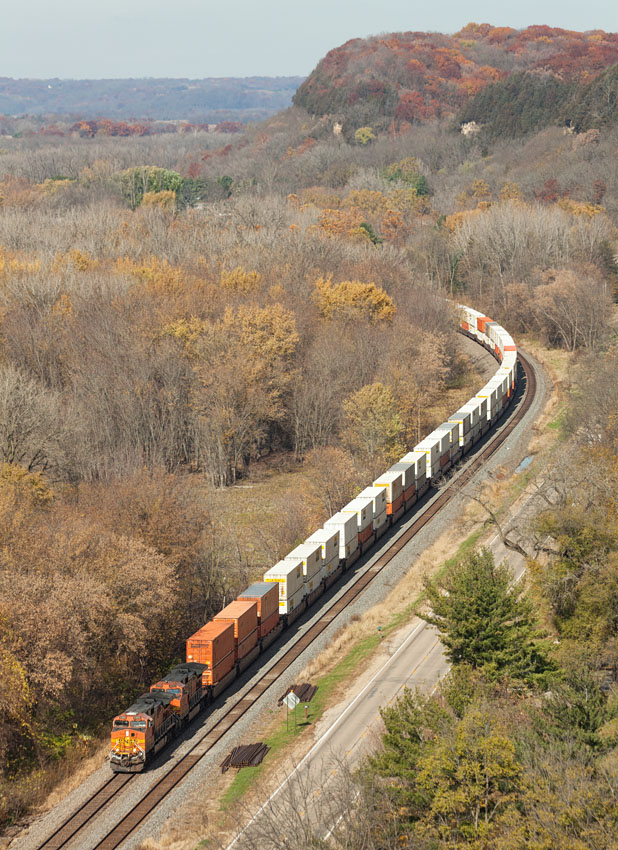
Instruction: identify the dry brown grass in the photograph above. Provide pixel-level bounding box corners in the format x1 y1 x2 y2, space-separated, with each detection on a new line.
42 740 110 810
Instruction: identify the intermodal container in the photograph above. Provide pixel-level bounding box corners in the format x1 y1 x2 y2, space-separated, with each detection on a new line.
214 600 259 660
324 512 358 560
264 558 304 602
186 620 235 684
436 421 459 454
357 486 387 519
400 450 427 482
373 470 404 514
238 582 279 625
448 408 472 445
306 528 340 578
285 542 322 581
341 498 374 539
415 432 445 478
388 462 416 501
258 610 280 639
278 585 306 616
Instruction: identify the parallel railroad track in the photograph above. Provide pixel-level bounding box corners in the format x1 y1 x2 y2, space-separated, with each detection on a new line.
34 351 536 850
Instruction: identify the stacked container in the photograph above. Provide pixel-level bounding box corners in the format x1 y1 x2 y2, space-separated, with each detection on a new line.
476 315 493 335
186 621 235 685
416 429 449 479
324 512 359 561
306 528 340 579
448 406 472 451
237 583 280 640
357 485 388 530
263 558 305 615
387 461 416 507
285 541 323 595
435 421 459 466
477 381 500 423
400 450 427 496
341 497 374 545
214 601 259 661
373 470 404 517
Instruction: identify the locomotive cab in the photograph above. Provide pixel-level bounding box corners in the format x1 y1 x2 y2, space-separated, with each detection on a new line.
109 691 177 772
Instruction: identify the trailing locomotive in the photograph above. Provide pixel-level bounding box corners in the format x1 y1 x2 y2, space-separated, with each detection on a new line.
110 305 519 772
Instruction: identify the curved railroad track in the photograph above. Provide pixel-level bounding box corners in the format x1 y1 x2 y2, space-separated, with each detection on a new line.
31 350 537 850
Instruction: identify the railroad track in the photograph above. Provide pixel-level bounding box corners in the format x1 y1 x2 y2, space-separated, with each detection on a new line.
31 352 536 850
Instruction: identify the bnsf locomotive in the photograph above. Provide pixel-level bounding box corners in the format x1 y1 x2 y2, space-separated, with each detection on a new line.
110 305 518 772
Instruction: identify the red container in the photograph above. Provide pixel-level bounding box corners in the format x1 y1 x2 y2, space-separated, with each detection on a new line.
258 610 280 640
359 525 373 544
214 600 258 660
403 483 416 503
477 316 492 333
237 582 279 624
186 621 235 685
388 493 404 515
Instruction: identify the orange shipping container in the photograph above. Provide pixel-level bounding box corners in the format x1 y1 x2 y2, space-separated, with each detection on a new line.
186 621 235 685
214 600 259 660
237 582 279 624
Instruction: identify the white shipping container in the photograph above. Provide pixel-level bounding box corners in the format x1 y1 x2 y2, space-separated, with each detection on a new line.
373 470 403 505
357 485 387 517
341 497 374 532
436 421 459 447
306 528 340 567
278 585 306 615
285 542 322 580
448 408 472 445
387 462 416 492
374 508 388 530
460 399 481 427
478 382 500 419
484 321 499 345
324 512 359 559
264 558 304 600
400 450 427 481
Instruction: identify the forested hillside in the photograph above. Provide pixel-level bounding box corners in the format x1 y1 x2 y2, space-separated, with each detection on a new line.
294 24 618 133
459 61 618 139
0 76 304 123
1 22 617 838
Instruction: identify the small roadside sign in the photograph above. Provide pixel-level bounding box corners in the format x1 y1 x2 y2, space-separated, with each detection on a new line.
283 692 300 710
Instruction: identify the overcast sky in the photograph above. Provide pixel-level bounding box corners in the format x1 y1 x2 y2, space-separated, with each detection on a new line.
2 0 618 79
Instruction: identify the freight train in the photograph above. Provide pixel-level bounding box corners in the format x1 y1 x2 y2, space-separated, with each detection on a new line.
109 305 518 772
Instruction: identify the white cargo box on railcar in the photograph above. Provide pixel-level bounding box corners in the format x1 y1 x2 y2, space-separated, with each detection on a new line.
324 512 359 560
306 528 339 569
373 469 403 513
400 450 427 482
448 407 472 445
341 497 374 529
285 542 322 581
264 558 305 602
357 485 387 518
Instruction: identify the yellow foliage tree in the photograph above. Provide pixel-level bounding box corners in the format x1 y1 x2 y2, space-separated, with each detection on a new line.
141 190 176 210
219 266 264 294
316 207 371 242
314 277 396 324
342 382 405 473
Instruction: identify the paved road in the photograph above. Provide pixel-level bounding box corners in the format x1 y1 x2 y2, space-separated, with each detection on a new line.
228 506 531 848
